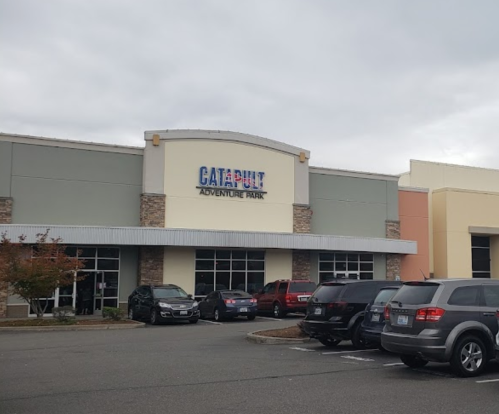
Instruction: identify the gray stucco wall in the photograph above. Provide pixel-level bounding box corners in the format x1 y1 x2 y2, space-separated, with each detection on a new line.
0 141 12 196
7 143 143 226
309 173 399 238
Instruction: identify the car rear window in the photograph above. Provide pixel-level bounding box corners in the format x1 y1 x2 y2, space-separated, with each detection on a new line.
391 283 439 305
289 282 317 293
373 288 399 306
221 291 251 299
311 285 345 302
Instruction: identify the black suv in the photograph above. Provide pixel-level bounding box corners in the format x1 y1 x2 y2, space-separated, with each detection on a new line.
302 280 401 348
382 279 499 377
128 284 200 325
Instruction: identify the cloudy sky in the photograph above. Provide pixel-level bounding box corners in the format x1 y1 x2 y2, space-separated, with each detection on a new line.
1 1 499 174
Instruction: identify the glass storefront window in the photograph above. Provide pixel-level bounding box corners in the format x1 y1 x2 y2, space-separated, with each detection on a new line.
195 250 265 298
319 252 374 283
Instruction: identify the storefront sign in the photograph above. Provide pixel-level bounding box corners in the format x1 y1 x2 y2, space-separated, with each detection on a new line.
197 166 266 199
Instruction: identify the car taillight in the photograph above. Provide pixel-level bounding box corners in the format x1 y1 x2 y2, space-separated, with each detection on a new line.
250 299 257 303
224 299 236 304
384 305 391 320
415 307 445 322
496 310 499 319
327 301 347 310
285 295 292 302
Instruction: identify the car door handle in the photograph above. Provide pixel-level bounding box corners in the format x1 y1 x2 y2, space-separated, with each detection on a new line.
482 312 496 316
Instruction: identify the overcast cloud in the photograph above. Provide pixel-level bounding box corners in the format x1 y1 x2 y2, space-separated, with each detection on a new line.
1 0 499 174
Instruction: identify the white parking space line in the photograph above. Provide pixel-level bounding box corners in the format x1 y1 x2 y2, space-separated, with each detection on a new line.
256 316 282 321
476 378 499 384
383 362 405 367
289 347 316 352
322 349 379 355
341 355 375 362
198 320 223 325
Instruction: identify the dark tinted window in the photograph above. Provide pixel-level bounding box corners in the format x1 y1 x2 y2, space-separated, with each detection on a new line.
482 285 499 307
278 283 289 293
137 286 151 296
263 283 275 294
153 287 189 299
373 288 399 306
392 283 439 305
311 285 345 302
289 282 316 293
221 291 251 299
343 283 377 303
448 286 480 306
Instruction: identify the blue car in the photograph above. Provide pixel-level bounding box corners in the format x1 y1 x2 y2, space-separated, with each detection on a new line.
198 290 258 322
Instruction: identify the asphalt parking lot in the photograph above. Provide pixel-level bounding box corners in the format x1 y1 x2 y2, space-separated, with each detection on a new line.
1 316 499 414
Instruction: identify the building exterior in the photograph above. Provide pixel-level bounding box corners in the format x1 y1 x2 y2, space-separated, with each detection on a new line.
0 130 418 318
400 160 499 279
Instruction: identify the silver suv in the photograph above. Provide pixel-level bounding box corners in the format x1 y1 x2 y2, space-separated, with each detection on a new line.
381 279 499 377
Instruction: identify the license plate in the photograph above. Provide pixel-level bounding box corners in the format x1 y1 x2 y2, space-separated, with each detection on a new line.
371 313 380 322
299 296 310 302
397 315 408 325
314 307 322 315
180 310 188 315
239 307 248 313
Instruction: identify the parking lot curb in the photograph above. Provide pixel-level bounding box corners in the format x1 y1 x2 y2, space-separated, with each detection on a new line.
0 321 146 332
246 331 316 345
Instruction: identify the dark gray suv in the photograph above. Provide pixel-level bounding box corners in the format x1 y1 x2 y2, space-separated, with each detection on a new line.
381 279 499 377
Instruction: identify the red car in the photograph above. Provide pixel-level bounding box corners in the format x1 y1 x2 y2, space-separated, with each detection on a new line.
253 279 317 318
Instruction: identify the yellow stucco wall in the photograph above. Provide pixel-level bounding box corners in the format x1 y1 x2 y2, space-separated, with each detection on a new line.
163 140 295 232
162 247 292 295
433 188 499 278
400 160 499 275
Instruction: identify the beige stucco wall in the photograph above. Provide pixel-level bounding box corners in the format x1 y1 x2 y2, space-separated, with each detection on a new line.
433 188 499 278
490 236 499 279
265 250 292 281
162 247 292 295
163 140 295 232
400 160 499 275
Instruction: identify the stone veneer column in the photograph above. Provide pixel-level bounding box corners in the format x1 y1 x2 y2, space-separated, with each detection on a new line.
292 204 312 280
0 197 12 317
139 194 166 285
386 220 401 281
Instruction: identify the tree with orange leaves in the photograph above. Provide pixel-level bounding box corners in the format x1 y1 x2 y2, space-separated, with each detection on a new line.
0 230 86 318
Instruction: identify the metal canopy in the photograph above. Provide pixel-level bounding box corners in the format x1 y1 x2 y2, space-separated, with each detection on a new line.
0 225 417 255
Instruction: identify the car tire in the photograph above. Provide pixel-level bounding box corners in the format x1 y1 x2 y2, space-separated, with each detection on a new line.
247 315 256 321
150 308 160 325
450 335 487 377
189 319 198 324
214 308 223 322
351 323 366 350
128 306 136 321
318 337 342 347
273 303 285 319
400 355 428 368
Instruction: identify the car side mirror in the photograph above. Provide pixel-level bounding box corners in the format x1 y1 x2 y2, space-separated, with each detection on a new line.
188 294 193 300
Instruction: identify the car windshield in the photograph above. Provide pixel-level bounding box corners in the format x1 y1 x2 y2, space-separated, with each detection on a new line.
311 284 345 302
289 282 317 293
373 288 399 306
391 283 439 305
221 291 251 299
153 287 189 299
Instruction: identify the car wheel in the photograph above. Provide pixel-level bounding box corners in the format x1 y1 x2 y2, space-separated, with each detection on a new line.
247 315 256 321
400 355 428 368
150 308 160 325
318 337 342 347
214 308 223 322
273 303 285 318
189 319 198 324
351 323 366 350
128 306 136 321
451 335 487 377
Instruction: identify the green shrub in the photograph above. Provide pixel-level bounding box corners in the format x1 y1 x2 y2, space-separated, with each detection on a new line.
102 307 124 321
52 306 76 323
